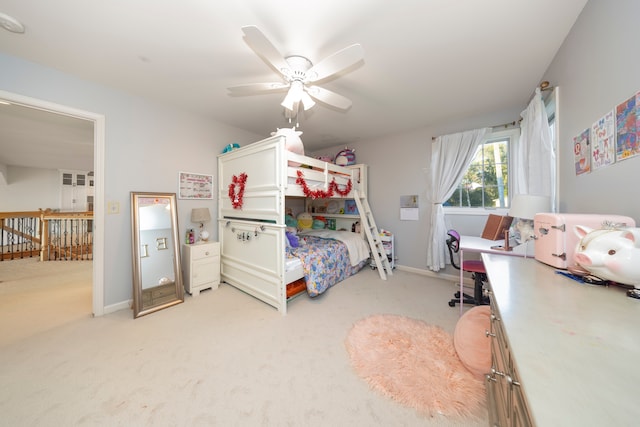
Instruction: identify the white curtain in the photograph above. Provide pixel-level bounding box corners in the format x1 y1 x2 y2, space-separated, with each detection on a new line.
514 88 555 203
427 127 490 271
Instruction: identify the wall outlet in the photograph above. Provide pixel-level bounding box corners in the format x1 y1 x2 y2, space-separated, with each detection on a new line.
108 201 120 214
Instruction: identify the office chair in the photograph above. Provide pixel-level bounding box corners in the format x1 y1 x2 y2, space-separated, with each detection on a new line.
446 229 489 307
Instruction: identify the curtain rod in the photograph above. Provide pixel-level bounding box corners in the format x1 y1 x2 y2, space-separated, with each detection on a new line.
431 121 517 141
526 80 554 104
431 81 554 141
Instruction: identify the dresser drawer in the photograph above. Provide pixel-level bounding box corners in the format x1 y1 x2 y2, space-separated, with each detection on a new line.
190 243 219 260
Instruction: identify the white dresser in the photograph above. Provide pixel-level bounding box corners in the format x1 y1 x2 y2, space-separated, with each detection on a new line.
182 242 220 296
482 254 640 426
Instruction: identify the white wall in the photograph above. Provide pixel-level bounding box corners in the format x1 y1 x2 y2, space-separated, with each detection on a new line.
544 0 640 222
1 52 262 307
0 166 60 211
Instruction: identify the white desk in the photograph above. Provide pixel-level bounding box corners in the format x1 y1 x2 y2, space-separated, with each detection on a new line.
482 254 640 425
458 235 526 313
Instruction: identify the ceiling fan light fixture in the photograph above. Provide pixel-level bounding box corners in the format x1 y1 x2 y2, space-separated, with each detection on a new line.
281 80 304 111
232 26 363 115
300 91 315 111
0 12 25 33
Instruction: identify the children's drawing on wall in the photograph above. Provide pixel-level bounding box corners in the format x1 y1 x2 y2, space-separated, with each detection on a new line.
573 128 590 175
615 91 639 161
591 110 616 171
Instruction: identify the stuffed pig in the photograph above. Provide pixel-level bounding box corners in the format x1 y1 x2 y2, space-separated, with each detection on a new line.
574 225 640 288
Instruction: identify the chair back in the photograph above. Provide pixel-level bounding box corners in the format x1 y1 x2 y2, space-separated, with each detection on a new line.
446 229 461 270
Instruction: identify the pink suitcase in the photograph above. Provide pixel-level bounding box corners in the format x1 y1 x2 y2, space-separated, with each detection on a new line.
534 213 636 269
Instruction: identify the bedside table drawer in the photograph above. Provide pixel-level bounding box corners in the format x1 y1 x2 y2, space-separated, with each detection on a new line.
190 243 219 260
192 258 220 286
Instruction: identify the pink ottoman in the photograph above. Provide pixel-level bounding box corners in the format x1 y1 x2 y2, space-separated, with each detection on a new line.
453 305 491 378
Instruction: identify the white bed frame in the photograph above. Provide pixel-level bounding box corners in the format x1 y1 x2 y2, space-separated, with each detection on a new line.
217 135 366 314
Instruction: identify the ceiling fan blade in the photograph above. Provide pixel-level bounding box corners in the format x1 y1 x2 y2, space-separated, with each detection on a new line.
227 82 289 95
241 26 291 76
306 44 364 83
306 86 353 110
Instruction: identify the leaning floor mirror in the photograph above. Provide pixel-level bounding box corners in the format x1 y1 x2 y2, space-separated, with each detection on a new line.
130 192 184 318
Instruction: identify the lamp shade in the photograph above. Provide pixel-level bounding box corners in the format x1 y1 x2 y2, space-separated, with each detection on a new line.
191 207 211 224
509 195 550 219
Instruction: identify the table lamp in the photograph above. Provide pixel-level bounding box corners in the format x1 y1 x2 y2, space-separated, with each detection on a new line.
191 207 211 242
509 195 550 243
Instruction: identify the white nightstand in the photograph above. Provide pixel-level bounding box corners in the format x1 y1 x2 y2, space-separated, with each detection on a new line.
182 241 220 296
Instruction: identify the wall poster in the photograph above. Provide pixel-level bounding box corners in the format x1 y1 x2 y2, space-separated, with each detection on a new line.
573 128 591 175
591 110 616 171
615 91 640 161
178 172 213 199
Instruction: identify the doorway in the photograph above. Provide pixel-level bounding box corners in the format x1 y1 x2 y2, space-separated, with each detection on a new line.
0 89 105 316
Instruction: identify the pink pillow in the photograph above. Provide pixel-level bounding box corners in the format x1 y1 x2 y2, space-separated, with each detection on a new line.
453 305 491 378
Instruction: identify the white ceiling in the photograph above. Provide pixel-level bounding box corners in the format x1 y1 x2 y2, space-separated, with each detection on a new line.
0 0 588 170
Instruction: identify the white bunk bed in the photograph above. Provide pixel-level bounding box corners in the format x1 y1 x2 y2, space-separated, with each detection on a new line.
217 135 368 314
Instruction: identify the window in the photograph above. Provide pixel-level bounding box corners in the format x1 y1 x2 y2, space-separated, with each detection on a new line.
445 129 518 210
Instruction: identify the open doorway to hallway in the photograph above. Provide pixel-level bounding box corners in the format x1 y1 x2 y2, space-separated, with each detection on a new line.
0 90 105 317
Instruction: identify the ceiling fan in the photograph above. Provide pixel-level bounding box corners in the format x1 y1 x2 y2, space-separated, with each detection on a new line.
228 26 364 118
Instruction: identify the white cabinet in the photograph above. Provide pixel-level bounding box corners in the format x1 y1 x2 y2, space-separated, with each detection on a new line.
60 170 93 211
182 242 220 296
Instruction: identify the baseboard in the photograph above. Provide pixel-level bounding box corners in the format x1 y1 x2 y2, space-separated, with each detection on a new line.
100 299 132 316
395 264 474 285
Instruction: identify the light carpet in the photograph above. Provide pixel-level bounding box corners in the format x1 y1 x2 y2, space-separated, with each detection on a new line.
345 314 486 420
1 259 488 426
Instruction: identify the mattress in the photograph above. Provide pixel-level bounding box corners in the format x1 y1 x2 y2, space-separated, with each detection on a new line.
288 235 366 297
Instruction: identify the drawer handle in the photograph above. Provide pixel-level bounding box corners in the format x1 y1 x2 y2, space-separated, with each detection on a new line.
506 375 521 387
491 367 505 377
485 329 496 338
490 313 500 322
552 252 567 260
205 251 209 256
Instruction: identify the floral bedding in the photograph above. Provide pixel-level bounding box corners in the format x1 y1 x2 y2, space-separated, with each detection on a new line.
287 235 367 297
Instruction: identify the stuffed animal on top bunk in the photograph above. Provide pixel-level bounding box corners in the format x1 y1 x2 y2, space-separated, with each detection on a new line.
272 127 304 153
221 142 240 153
272 127 305 167
335 147 356 166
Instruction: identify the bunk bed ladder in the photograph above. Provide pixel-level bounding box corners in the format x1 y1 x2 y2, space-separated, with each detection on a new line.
353 190 393 280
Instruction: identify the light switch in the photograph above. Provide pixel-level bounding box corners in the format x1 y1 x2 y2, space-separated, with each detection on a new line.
108 201 120 214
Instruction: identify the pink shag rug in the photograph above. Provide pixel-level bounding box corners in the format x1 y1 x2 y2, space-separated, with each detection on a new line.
345 314 486 419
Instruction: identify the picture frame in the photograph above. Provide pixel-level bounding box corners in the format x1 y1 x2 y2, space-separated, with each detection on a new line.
178 172 213 199
344 199 358 215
